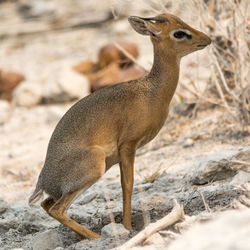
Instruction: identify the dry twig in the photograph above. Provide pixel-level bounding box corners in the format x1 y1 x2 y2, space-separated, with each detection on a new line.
112 42 150 73
200 191 212 213
114 199 184 250
230 160 250 166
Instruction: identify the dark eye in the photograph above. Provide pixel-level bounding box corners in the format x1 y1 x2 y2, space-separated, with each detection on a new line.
174 31 186 39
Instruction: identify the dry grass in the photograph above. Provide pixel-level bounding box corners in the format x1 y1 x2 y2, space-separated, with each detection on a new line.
112 0 249 125
136 162 165 183
192 0 250 124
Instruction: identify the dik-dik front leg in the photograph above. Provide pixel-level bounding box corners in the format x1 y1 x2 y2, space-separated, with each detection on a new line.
119 143 136 230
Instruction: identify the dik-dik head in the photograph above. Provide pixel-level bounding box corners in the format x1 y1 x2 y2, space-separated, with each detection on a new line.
128 13 211 58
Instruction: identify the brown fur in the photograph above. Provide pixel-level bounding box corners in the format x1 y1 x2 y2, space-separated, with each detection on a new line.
98 42 139 68
73 42 141 92
29 13 211 238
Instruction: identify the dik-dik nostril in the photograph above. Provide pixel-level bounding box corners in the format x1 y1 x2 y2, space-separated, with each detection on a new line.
206 36 212 45
203 34 212 45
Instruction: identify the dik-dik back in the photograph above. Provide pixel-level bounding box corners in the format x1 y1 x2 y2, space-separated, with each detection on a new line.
29 13 211 239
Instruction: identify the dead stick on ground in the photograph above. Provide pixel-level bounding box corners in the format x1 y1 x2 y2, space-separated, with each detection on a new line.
114 199 184 250
200 191 212 213
230 160 250 166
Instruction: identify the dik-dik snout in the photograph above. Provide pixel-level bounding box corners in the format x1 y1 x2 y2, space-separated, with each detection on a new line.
128 13 211 58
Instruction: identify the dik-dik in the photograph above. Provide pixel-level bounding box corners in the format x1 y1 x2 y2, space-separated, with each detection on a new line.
29 13 211 238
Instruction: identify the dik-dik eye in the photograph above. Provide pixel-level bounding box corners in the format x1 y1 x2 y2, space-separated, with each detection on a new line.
171 29 192 41
174 31 186 39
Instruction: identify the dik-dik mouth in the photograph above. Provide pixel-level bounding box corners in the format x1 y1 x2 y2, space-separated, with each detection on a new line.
197 44 208 49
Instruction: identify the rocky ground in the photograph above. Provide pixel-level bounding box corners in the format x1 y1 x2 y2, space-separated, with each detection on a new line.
0 1 249 250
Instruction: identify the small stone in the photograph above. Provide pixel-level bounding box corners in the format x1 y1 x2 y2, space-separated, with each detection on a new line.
101 223 129 238
183 138 194 148
0 213 20 233
32 229 63 250
43 65 90 103
191 149 239 185
14 81 42 106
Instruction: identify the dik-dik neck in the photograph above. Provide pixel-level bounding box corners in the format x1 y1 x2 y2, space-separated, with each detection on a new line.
148 43 180 105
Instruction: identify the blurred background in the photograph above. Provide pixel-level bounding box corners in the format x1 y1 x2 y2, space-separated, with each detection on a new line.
0 0 249 249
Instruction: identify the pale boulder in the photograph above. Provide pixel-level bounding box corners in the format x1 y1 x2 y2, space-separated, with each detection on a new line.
43 66 90 103
14 81 42 106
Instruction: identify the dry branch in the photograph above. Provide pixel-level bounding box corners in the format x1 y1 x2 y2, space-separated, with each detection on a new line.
230 160 250 166
211 50 238 101
113 42 150 73
114 199 184 250
180 81 223 106
200 191 212 213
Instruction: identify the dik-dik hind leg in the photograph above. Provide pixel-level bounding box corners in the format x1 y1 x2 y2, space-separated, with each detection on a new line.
48 190 101 238
119 143 136 230
46 147 105 238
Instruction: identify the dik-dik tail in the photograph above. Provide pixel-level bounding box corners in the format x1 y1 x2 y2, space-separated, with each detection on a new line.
28 176 44 206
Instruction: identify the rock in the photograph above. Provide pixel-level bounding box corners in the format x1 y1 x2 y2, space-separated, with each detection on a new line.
0 198 9 215
191 148 250 185
167 209 250 250
0 213 20 233
0 100 11 124
43 65 90 103
177 183 245 215
76 191 98 205
101 223 129 238
69 205 92 224
73 238 117 250
230 171 250 185
14 81 43 106
143 232 165 247
183 138 194 148
32 229 63 250
0 69 25 101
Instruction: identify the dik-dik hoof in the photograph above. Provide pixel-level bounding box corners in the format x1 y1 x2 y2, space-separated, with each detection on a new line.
123 222 132 231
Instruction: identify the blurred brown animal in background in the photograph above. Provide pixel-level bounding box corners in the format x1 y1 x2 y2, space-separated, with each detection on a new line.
74 42 145 92
0 70 25 101
29 13 211 239
98 42 139 68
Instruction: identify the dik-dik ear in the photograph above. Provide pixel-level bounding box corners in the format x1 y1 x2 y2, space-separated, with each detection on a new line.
128 16 162 41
